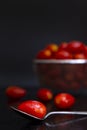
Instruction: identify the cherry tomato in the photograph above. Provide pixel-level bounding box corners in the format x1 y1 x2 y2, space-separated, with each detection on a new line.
37 88 53 102
54 93 75 109
54 50 73 59
36 49 52 59
45 43 58 53
18 100 47 119
74 53 87 59
67 41 85 54
5 86 27 99
84 45 87 56
58 42 68 51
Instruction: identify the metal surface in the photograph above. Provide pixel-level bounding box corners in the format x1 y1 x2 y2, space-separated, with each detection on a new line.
10 106 87 120
34 59 87 64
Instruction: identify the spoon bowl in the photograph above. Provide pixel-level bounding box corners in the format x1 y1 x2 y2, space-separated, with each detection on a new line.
10 106 87 121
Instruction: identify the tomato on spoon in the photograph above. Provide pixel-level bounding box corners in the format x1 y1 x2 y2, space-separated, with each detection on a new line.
18 100 47 119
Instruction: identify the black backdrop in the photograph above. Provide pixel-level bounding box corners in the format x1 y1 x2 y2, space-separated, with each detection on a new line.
0 1 87 87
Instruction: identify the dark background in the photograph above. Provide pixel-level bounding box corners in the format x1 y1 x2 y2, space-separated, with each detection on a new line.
0 1 87 87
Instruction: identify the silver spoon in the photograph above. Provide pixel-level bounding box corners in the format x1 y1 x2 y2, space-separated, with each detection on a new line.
10 106 87 121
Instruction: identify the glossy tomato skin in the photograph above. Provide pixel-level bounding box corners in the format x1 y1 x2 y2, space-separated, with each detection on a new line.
36 49 52 59
54 50 73 59
45 43 58 53
54 93 75 109
37 88 53 102
18 100 47 119
6 86 27 99
84 45 87 56
74 53 87 59
58 42 68 51
67 41 85 54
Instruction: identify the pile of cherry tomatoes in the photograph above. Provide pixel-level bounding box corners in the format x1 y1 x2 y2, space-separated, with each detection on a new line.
35 41 87 90
36 41 87 59
5 86 75 119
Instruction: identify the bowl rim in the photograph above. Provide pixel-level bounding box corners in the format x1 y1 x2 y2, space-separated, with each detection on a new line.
33 59 87 64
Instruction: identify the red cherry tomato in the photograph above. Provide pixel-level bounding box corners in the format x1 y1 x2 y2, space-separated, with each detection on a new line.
6 86 27 99
18 100 47 119
45 43 58 53
54 93 75 109
84 45 87 56
74 53 87 59
54 50 73 59
58 42 68 51
67 41 85 54
37 88 53 101
36 49 52 59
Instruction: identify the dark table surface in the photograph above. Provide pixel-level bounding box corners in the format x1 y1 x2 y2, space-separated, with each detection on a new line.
1 86 87 130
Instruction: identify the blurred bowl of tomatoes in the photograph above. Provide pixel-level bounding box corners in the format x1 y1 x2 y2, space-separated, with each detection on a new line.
33 41 87 94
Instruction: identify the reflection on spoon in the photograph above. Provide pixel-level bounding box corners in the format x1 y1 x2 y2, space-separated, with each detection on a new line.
45 116 87 127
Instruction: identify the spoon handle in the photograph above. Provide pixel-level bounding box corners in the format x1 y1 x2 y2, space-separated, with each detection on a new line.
45 111 87 119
